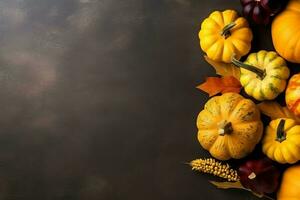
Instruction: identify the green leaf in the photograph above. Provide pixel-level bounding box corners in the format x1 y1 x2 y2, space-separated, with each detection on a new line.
209 181 244 189
209 181 275 200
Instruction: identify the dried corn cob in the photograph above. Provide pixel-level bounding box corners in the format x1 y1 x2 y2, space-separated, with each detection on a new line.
189 158 239 182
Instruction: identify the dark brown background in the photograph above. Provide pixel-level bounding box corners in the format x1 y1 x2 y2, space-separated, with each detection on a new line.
0 0 294 199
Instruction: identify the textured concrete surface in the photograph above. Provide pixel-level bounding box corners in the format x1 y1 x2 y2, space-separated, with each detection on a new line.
0 0 293 199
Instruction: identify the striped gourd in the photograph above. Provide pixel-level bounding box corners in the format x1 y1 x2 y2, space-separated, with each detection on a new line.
197 93 263 160
232 50 290 101
286 73 300 116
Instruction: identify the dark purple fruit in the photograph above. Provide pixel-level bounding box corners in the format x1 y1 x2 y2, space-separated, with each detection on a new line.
240 0 284 24
261 0 283 15
238 158 280 195
252 4 270 25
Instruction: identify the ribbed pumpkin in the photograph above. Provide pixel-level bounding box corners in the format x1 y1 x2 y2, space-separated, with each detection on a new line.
197 93 263 160
262 118 300 164
286 73 300 117
278 165 300 200
232 50 290 101
199 10 253 63
272 0 300 63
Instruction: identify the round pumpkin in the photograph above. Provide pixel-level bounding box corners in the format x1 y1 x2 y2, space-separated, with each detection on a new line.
197 93 263 160
286 73 300 117
278 165 300 200
232 50 290 101
199 10 253 63
272 0 300 63
262 118 300 164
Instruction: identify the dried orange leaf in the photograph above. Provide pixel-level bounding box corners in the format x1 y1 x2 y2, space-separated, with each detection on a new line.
258 101 300 123
257 101 286 119
222 76 242 94
197 77 222 97
204 56 240 79
197 76 242 97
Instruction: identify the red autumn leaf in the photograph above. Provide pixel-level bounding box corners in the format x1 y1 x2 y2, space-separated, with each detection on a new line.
197 76 242 97
222 76 242 94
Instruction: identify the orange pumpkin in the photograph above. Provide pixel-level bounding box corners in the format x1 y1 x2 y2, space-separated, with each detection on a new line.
277 165 300 200
286 73 300 116
272 0 300 63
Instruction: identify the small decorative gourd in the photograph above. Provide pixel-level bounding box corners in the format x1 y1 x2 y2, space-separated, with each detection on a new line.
277 165 300 200
199 10 253 63
262 118 300 164
272 0 300 63
232 50 290 101
197 93 263 160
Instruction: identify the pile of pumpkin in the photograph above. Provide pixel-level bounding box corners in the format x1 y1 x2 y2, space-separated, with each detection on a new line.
190 0 300 199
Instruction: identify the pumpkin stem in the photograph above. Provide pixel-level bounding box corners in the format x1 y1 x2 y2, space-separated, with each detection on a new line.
221 22 236 39
276 119 286 143
231 57 266 79
248 172 256 180
218 121 233 136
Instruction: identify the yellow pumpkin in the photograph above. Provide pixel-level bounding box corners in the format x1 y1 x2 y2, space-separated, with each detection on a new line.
272 0 300 63
286 73 300 117
199 10 253 63
197 93 263 160
232 50 290 101
278 165 300 200
262 118 300 164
